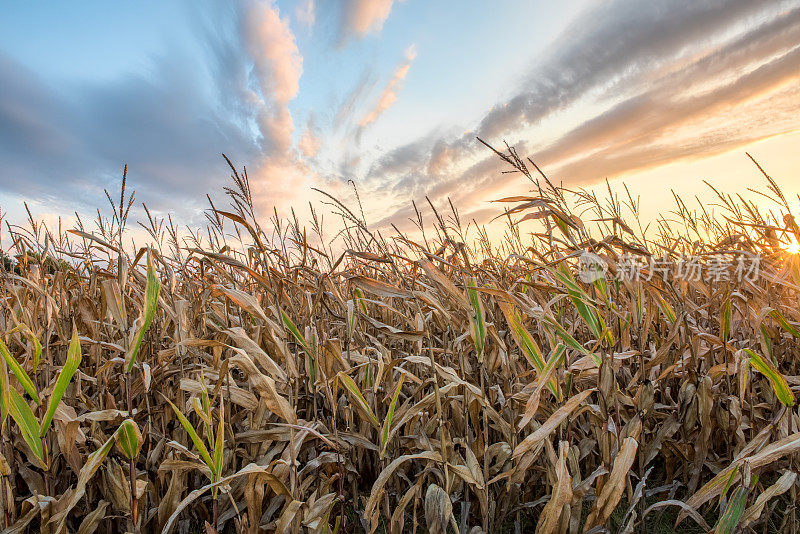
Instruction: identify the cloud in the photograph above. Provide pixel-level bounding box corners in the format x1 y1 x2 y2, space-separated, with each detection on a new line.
295 0 316 28
243 0 302 106
475 0 784 140
299 116 321 158
239 0 317 211
333 69 376 131
359 45 416 128
0 0 314 223
0 29 260 225
360 0 800 232
338 0 397 43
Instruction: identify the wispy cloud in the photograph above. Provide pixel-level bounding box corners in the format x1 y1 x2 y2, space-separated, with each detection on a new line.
295 0 316 28
359 45 416 129
363 0 800 232
333 69 376 131
299 115 321 158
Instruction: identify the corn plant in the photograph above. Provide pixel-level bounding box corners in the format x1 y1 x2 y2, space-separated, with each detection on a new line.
164 372 225 531
0 327 80 491
0 146 798 532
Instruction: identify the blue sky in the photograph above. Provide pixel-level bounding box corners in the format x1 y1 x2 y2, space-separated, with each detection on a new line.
1 0 799 243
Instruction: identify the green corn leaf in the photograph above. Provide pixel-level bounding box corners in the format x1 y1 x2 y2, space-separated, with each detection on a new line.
306 326 318 383
552 214 571 239
720 297 732 343
8 388 45 468
596 312 614 347
541 344 566 403
0 359 8 424
720 465 740 505
497 299 545 370
40 327 82 436
0 359 11 427
767 308 800 339
466 277 486 361
115 418 143 460
745 349 794 406
336 372 379 429
380 374 405 459
8 324 42 372
164 396 215 473
544 315 602 367
715 486 749 534
198 371 213 440
593 275 608 301
125 251 161 373
346 299 357 340
0 337 39 404
550 267 599 325
353 287 368 314
655 293 677 324
213 399 224 479
191 397 212 427
280 308 310 354
554 265 614 348
760 324 773 359
496 298 559 397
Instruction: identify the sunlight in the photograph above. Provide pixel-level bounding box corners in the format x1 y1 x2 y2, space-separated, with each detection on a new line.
782 236 800 254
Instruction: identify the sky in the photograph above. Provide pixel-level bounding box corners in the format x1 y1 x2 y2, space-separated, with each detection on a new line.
1 0 800 246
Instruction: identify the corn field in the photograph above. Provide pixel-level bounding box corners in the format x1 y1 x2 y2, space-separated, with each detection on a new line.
2 144 800 533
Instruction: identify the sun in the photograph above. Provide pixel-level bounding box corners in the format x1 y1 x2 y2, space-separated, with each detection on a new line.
782 238 800 254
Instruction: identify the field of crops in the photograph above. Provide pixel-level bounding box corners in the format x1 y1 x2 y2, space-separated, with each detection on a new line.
1 146 800 533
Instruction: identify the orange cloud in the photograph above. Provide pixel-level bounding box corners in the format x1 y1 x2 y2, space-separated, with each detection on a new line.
243 1 303 105
299 127 321 158
241 1 314 213
359 46 416 128
341 0 397 40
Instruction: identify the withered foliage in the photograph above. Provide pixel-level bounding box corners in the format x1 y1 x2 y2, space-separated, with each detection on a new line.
1 146 800 533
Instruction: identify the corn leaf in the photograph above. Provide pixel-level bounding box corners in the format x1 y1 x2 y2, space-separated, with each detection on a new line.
721 297 732 343
0 359 8 424
8 324 42 372
544 315 602 367
745 349 794 406
0 337 39 404
115 418 143 460
767 308 800 338
715 486 748 534
380 374 405 459
280 308 311 354
8 388 45 467
40 327 82 436
214 397 224 479
164 397 215 473
466 277 486 361
336 372 379 429
496 298 560 397
125 251 161 372
655 293 677 323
